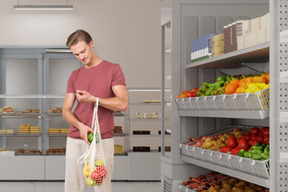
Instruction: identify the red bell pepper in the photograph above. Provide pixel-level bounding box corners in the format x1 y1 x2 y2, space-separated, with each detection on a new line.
230 148 241 155
220 146 232 153
263 136 269 144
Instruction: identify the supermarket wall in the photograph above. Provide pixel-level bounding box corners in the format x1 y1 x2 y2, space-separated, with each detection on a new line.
0 0 161 88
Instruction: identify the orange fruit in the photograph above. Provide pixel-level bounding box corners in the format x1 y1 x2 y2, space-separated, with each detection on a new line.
236 87 246 94
246 77 253 83
230 79 240 86
239 81 248 88
253 76 267 83
225 83 238 95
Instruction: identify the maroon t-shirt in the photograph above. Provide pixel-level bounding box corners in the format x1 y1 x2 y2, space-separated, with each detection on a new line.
66 60 126 140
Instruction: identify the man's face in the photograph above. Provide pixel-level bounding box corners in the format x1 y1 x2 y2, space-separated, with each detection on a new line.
70 40 94 65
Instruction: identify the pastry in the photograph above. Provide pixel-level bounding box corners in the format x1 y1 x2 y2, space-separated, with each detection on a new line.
4 106 14 113
32 109 40 113
48 109 54 113
0 108 3 113
25 109 33 113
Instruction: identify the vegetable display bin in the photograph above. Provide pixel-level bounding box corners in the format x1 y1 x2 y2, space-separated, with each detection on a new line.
233 93 249 110
189 97 199 110
176 98 186 110
252 159 270 179
180 144 190 156
219 153 232 169
197 97 207 110
223 94 237 110
214 95 226 110
205 96 217 110
246 88 270 111
229 155 244 172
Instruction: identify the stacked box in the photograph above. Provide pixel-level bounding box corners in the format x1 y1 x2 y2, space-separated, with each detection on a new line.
191 34 215 62
211 33 224 57
225 21 247 52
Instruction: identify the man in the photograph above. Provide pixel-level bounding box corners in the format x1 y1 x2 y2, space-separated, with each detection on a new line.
63 29 128 192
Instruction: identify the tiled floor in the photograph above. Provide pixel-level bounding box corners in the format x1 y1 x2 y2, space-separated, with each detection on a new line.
0 181 161 192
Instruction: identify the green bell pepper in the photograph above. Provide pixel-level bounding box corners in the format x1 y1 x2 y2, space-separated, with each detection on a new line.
261 152 269 160
251 145 263 151
244 151 252 158
216 76 226 82
238 149 247 157
251 149 262 154
264 145 269 154
251 154 262 160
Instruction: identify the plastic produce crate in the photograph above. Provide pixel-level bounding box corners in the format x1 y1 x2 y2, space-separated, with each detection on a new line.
201 149 213 163
246 88 269 111
180 144 190 156
229 155 244 172
197 97 207 110
205 96 217 110
251 159 270 179
189 97 199 110
176 88 270 112
233 93 249 110
214 95 226 110
176 98 186 110
223 94 237 110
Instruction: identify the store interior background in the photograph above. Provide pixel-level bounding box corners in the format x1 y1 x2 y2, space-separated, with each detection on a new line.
0 0 162 89
0 0 170 191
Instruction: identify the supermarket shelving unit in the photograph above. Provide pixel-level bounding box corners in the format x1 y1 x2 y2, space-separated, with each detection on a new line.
160 0 284 191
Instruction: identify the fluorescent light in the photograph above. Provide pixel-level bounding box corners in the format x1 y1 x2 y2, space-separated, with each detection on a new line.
14 5 73 11
45 49 72 53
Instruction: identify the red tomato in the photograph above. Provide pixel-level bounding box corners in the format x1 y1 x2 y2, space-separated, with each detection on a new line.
237 138 249 150
226 136 237 148
250 127 260 135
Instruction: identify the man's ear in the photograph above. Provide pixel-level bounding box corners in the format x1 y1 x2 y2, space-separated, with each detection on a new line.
90 40 94 48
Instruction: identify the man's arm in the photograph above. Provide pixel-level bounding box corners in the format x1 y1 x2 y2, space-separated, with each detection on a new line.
76 85 128 112
62 93 94 144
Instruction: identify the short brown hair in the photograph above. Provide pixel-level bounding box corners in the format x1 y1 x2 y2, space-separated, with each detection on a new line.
66 29 92 48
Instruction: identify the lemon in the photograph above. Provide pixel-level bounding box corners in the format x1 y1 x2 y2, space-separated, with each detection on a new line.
248 83 259 92
263 84 270 89
245 88 252 93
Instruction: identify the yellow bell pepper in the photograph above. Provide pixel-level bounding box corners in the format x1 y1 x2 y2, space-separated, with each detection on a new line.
84 165 94 177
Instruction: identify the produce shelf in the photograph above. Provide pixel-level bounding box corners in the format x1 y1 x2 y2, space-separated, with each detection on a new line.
185 42 269 69
179 184 197 192
178 110 268 119
180 142 270 179
181 155 269 188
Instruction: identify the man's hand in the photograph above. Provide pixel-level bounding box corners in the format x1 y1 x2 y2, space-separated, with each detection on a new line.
78 123 94 144
76 90 96 103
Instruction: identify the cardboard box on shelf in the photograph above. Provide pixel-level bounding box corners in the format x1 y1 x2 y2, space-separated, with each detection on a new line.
237 35 245 50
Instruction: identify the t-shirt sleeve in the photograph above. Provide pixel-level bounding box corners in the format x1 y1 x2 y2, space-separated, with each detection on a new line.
66 72 75 93
112 64 126 87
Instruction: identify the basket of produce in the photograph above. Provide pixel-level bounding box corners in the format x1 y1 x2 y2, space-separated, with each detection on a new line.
180 172 270 192
176 73 270 112
180 125 270 179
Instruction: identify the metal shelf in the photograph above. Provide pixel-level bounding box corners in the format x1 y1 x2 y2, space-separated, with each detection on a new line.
0 113 42 119
185 43 269 69
0 133 42 137
181 155 269 188
178 110 269 119
114 133 127 137
47 133 68 137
